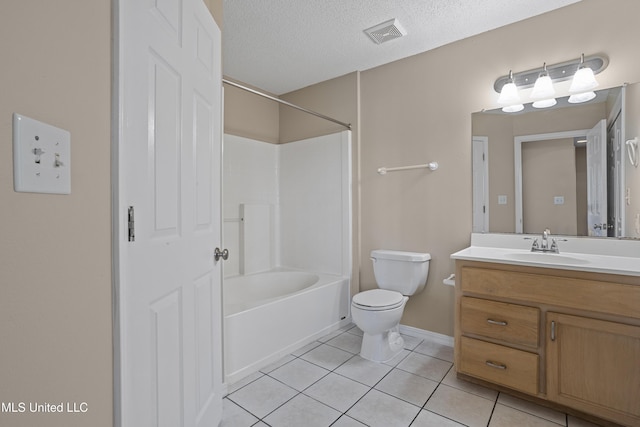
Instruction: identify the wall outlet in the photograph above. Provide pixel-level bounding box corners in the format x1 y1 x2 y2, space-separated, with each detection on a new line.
13 113 71 194
498 195 507 205
553 196 565 205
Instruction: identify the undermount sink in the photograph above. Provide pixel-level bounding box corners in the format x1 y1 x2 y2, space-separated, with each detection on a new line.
504 252 590 265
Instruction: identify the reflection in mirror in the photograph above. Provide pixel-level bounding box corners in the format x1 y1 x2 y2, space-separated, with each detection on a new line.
472 84 640 238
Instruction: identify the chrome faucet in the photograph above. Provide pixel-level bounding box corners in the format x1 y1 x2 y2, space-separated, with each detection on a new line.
530 228 560 253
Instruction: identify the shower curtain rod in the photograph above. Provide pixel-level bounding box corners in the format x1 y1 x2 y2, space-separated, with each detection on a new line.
222 78 352 130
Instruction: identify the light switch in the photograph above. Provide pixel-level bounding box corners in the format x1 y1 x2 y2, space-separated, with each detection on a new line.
498 195 507 205
13 113 71 194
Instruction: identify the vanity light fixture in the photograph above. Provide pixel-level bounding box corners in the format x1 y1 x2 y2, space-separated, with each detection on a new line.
531 63 556 109
494 54 608 112
568 53 599 103
568 91 596 104
497 70 524 112
569 54 599 93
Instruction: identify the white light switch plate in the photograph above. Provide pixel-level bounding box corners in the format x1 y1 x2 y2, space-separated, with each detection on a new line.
13 113 71 194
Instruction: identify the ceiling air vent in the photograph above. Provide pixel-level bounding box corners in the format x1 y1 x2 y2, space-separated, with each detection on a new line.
364 18 407 45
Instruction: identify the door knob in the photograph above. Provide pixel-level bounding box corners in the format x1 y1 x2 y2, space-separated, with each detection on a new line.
214 247 229 261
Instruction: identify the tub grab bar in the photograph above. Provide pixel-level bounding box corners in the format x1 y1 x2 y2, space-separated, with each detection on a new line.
377 161 438 175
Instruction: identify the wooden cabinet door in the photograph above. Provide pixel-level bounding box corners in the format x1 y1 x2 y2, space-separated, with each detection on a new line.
546 313 640 426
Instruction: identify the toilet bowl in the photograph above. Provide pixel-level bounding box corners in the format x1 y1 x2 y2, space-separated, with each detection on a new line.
351 250 430 362
351 289 408 361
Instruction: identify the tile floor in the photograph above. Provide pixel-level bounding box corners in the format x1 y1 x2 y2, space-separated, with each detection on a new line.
222 324 602 427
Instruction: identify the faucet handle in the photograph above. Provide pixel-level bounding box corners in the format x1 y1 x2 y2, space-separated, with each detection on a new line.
530 238 539 251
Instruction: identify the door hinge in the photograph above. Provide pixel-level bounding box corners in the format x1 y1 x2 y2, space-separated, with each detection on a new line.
483 205 486 213
128 206 135 242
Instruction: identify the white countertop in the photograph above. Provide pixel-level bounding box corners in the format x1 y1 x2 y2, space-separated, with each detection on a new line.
451 233 640 278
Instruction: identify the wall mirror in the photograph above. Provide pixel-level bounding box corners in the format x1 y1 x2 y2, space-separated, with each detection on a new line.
472 84 640 238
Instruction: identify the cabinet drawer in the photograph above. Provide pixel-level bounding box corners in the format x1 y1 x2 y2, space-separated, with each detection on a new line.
459 336 539 395
461 297 539 348
460 266 640 319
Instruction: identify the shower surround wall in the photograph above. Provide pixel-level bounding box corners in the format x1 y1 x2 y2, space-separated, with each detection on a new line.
223 131 352 279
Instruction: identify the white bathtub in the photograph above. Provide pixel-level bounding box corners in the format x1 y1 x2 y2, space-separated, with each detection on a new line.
223 269 351 384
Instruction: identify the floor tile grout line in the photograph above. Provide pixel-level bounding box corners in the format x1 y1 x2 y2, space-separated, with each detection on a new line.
259 348 374 424
224 331 456 426
227 328 576 427
224 394 264 423
492 393 572 427
485 391 500 427
227 355 334 424
330 342 449 425
259 338 427 425
418 364 454 411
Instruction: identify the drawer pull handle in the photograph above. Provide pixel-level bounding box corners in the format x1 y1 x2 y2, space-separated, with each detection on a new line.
485 360 507 370
487 319 508 326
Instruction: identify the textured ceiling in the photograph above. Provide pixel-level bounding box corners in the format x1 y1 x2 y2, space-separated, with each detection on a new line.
222 0 581 95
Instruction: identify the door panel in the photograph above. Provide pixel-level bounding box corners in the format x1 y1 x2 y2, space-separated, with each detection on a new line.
195 94 214 229
472 136 489 233
150 291 182 427
586 119 607 236
150 53 181 236
116 0 223 426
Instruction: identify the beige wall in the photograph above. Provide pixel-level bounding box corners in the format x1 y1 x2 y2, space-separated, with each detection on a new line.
0 1 223 426
279 72 359 144
226 0 640 337
360 0 640 335
224 79 280 143
0 1 112 426
203 0 223 27
472 113 519 232
522 138 578 235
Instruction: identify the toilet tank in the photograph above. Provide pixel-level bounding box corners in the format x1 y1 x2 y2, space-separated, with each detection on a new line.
370 250 431 296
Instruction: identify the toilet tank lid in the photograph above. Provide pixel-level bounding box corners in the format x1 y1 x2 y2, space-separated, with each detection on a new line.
370 249 431 262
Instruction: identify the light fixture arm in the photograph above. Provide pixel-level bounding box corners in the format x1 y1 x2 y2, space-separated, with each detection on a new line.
494 54 608 93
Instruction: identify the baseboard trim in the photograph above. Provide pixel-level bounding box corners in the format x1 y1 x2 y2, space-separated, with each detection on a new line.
399 324 454 347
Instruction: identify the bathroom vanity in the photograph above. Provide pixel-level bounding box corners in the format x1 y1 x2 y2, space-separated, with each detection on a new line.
452 234 640 427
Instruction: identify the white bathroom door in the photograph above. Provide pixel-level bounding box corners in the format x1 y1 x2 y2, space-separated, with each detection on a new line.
116 0 223 426
586 119 607 236
472 136 489 232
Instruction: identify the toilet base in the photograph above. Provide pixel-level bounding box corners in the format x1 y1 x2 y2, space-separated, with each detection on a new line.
359 328 405 363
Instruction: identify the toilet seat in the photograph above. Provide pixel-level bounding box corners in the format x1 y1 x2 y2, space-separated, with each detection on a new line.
352 289 405 311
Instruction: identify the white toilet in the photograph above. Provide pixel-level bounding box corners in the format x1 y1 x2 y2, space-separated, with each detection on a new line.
351 249 431 362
